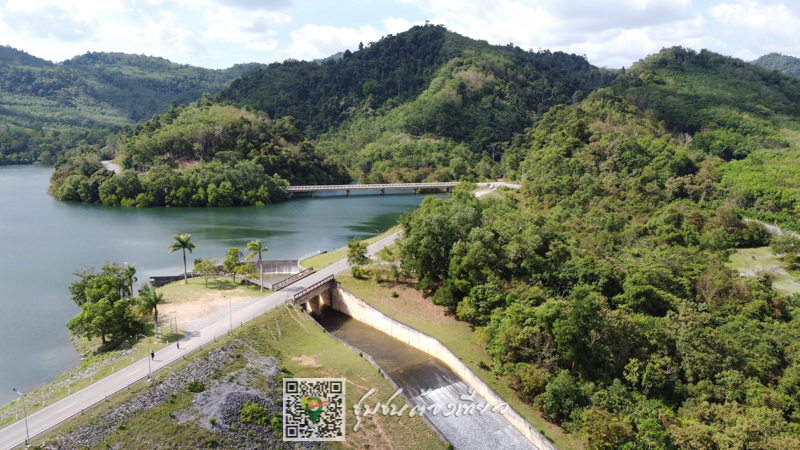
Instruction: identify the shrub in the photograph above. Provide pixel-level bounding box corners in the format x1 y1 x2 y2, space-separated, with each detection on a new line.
186 381 206 393
240 401 269 425
270 413 282 432
784 252 800 270
390 291 399 298
209 417 216 426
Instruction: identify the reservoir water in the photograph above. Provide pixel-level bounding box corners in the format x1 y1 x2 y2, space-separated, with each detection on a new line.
0 165 429 406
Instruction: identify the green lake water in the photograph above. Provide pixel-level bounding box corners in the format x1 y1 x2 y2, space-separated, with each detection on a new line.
0 165 429 406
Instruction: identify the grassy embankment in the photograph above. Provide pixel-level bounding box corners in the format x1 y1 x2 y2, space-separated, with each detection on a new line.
0 277 266 430
726 247 800 295
300 225 402 270
24 298 443 449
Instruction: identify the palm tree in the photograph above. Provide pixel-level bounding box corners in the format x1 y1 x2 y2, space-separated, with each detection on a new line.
122 262 137 298
137 284 165 337
245 239 268 292
168 234 196 284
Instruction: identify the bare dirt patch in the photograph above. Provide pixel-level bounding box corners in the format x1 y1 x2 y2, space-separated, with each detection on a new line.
160 291 260 331
291 355 320 366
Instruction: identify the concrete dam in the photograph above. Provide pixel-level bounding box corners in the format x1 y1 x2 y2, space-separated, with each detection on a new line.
293 279 556 450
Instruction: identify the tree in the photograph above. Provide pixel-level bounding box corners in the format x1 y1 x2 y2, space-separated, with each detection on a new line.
233 263 258 285
136 283 165 336
67 298 139 344
246 239 268 291
770 233 800 255
194 257 219 287
347 238 370 277
122 262 137 298
167 234 196 284
66 264 141 344
223 247 243 282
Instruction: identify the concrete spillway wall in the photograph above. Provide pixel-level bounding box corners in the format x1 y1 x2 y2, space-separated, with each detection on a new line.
329 285 558 450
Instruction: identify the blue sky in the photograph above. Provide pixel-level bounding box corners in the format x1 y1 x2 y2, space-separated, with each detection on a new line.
0 0 798 69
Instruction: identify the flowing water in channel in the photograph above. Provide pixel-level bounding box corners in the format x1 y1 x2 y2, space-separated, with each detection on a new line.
0 165 431 406
313 310 535 450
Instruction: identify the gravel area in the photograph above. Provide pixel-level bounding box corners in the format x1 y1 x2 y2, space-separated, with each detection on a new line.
43 345 235 449
37 341 328 450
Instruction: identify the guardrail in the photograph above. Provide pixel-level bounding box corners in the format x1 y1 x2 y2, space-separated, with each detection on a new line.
297 250 324 263
290 275 335 303
272 268 316 291
286 182 459 191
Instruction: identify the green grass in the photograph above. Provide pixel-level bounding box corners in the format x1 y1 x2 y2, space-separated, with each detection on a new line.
726 246 800 295
19 301 443 449
336 273 581 450
253 304 443 450
156 276 270 305
300 225 402 270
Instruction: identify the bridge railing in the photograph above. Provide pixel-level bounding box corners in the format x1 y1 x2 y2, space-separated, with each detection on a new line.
285 182 459 191
272 268 316 291
290 275 335 303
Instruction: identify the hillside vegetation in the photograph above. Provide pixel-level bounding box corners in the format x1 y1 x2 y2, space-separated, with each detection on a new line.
753 53 800 77
0 45 265 164
48 101 348 207
395 45 800 448
222 25 615 182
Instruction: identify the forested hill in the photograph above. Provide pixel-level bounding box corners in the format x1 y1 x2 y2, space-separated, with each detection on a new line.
221 25 616 183
752 53 800 77
397 51 800 448
48 101 349 207
0 45 266 164
220 25 614 137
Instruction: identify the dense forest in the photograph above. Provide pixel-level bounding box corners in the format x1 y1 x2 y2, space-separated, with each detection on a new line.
48 101 348 207
0 45 266 164
395 44 800 448
753 53 800 77
221 25 616 183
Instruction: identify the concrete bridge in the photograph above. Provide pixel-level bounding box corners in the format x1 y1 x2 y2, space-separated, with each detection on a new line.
286 182 458 196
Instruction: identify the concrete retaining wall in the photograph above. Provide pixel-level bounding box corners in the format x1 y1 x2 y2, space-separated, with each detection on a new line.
330 285 557 450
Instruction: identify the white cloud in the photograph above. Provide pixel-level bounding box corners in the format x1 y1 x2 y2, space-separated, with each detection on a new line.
391 0 703 66
383 17 426 35
708 0 800 59
203 6 290 43
246 40 278 52
283 24 382 60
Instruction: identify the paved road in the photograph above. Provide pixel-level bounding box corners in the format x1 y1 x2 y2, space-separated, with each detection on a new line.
743 218 799 238
100 161 121 174
0 233 398 449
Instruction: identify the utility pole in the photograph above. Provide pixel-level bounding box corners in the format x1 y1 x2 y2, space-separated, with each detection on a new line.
12 388 29 446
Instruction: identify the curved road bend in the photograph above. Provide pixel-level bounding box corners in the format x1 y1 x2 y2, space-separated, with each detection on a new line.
0 184 514 449
100 161 121 175
0 233 398 449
